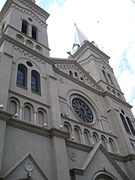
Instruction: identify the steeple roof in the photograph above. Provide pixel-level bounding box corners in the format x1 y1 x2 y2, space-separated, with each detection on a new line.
73 23 88 47
71 23 88 55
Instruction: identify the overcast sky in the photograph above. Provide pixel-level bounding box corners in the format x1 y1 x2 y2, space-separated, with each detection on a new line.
1 0 135 116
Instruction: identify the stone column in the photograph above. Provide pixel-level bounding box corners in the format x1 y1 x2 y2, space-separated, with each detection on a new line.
33 111 37 125
28 24 32 37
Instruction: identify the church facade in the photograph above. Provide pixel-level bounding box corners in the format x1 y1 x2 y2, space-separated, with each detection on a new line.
0 0 135 179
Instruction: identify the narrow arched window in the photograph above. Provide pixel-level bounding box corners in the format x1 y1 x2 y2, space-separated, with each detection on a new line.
69 70 73 77
9 100 17 114
24 106 31 122
126 117 135 134
31 70 40 93
120 114 130 133
32 26 37 40
84 131 90 145
102 70 109 83
74 72 78 79
37 111 44 126
64 124 70 133
74 127 81 142
21 20 28 34
93 133 99 144
17 64 27 87
109 138 116 153
101 136 107 149
108 73 114 85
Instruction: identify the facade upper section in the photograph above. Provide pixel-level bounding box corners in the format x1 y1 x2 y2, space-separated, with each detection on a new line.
0 0 50 56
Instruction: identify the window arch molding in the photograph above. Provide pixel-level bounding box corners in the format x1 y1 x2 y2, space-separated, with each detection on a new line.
37 108 47 127
120 110 135 135
101 135 107 149
109 138 116 153
92 132 99 144
92 171 117 180
69 93 99 125
64 122 72 138
23 103 34 123
17 63 27 87
31 70 41 93
74 125 82 143
67 90 100 122
83 129 90 145
7 97 20 115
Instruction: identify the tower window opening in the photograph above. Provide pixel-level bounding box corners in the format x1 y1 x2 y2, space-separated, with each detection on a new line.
126 117 135 135
74 72 78 78
21 20 28 35
32 26 37 40
120 113 131 134
108 73 114 85
102 70 109 84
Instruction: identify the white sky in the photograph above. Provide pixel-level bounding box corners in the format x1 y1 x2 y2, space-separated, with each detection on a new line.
1 0 135 116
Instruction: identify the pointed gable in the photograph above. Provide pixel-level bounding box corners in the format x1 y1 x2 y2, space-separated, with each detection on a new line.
1 153 48 180
70 143 130 180
53 58 103 93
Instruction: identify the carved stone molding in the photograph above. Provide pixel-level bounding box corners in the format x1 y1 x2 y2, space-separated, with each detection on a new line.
13 45 45 64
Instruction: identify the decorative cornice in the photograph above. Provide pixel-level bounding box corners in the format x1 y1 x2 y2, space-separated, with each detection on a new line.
12 2 47 27
110 153 135 162
0 0 49 21
53 64 103 95
0 34 53 66
18 0 50 19
69 143 130 180
0 111 69 140
9 90 50 108
66 140 92 152
72 41 110 62
103 91 132 109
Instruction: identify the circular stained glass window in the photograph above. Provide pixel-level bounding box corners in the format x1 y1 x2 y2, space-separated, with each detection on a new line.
72 98 94 123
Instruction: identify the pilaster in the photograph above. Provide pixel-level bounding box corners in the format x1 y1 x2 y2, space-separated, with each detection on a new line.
0 119 6 175
51 136 70 180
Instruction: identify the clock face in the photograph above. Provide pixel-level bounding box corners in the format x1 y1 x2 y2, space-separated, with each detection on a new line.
72 98 93 123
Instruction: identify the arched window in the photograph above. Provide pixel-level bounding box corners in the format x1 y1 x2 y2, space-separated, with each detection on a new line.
108 73 114 85
37 110 44 126
126 117 135 134
95 173 115 180
102 70 109 84
74 127 81 142
69 70 73 77
93 132 99 144
120 113 130 133
17 64 27 87
21 20 28 34
9 100 17 114
24 106 31 122
74 72 78 79
84 130 90 145
31 70 40 93
109 138 116 153
32 26 37 40
101 136 107 149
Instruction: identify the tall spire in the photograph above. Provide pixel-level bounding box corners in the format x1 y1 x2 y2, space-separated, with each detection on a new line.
72 23 88 54
74 23 88 47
